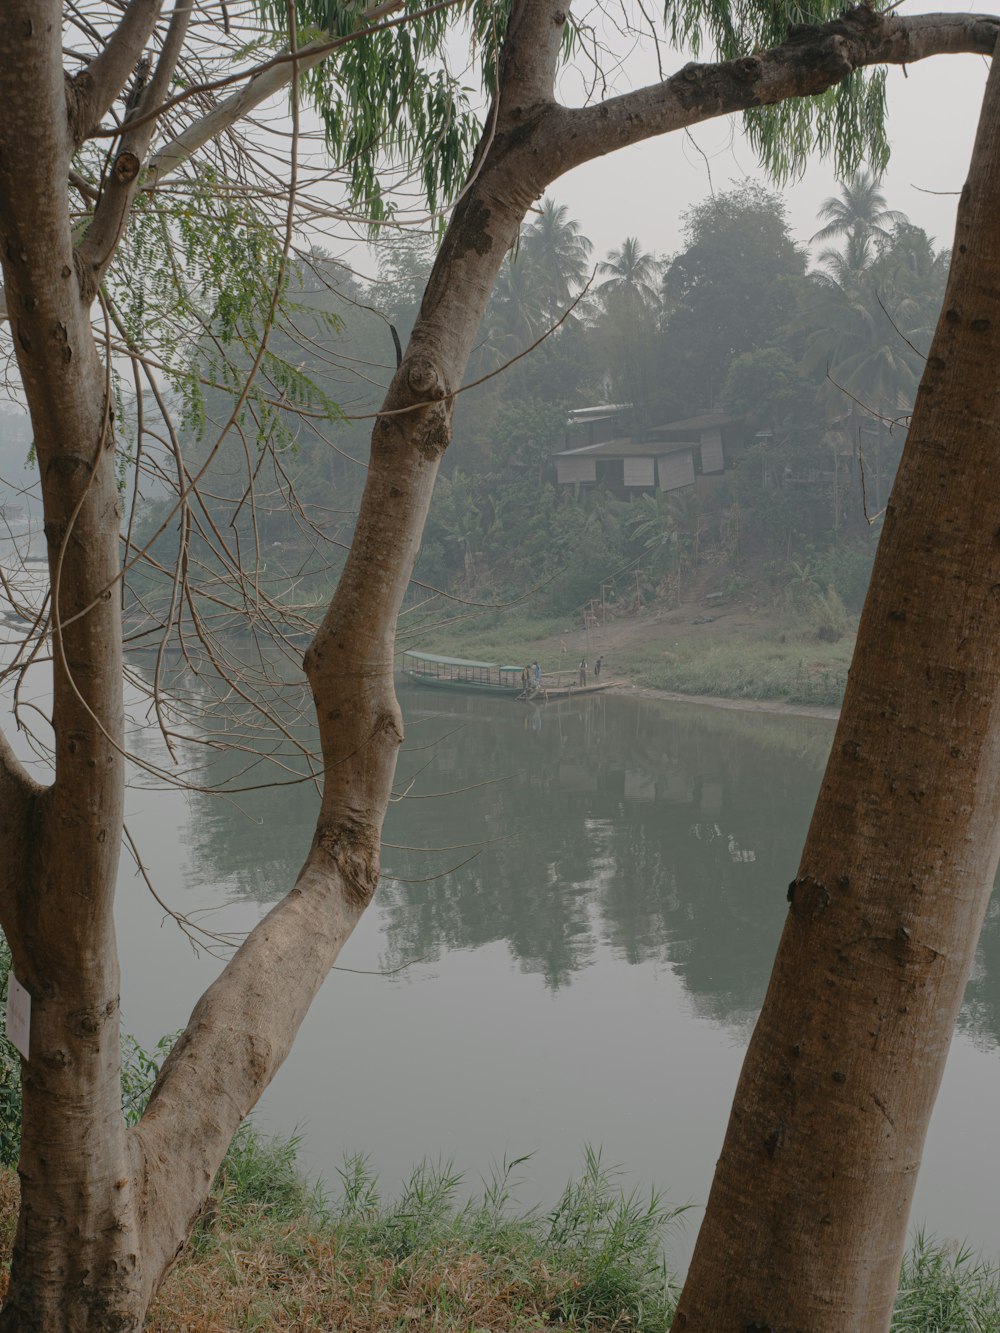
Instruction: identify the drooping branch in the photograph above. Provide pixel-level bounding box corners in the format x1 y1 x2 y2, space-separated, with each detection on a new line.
542 8 1000 177
0 6 994 325
68 0 164 143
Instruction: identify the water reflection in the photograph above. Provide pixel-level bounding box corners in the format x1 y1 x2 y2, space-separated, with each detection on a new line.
141 669 1000 1052
118 667 1000 1263
382 692 827 1010
138 689 905 1025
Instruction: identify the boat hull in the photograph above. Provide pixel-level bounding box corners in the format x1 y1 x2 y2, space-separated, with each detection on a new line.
402 669 521 695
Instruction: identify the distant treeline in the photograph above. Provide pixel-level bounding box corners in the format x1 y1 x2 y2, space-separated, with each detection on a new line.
127 175 947 626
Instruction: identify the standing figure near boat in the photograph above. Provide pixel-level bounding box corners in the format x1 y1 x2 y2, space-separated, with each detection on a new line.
594 656 603 680
579 659 587 687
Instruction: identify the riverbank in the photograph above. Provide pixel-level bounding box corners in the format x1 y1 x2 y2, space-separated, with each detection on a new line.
2 1138 998 1330
0 1143 683 1331
609 681 840 721
401 594 855 714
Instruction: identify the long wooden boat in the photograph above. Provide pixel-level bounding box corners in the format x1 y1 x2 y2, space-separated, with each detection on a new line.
401 650 525 694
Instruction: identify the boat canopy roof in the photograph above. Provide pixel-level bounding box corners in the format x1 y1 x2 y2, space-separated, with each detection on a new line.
403 650 523 671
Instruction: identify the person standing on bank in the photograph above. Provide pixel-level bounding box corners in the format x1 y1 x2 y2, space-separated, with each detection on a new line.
579 659 587 687
594 656 603 680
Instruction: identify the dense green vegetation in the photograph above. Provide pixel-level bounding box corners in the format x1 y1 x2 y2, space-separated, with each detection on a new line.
125 174 948 671
390 176 946 625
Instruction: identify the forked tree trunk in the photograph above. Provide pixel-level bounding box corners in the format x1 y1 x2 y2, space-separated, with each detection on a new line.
672 39 1000 1333
3 0 1000 1328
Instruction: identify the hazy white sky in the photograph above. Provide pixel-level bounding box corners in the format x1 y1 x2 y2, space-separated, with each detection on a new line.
545 0 991 263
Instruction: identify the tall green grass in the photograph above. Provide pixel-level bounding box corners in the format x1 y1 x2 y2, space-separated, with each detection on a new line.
137 1143 686 1331
327 1147 684 1328
893 1232 1000 1331
157 1135 1000 1331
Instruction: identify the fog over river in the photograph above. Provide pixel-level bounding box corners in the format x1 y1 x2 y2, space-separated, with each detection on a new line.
112 678 1000 1273
1 528 997 1274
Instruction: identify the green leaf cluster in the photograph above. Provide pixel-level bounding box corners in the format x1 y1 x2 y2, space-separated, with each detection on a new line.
257 0 491 219
665 0 891 181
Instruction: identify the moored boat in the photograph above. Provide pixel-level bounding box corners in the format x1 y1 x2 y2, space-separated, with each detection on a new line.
401 650 524 694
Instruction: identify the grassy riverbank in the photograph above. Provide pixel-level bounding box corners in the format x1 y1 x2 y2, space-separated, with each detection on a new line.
403 598 856 709
1 1131 999 1328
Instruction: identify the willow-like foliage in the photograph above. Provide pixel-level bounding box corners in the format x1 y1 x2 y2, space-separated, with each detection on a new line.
256 0 496 216
665 0 891 179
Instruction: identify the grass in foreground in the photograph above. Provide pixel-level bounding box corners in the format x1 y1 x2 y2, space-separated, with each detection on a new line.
2 1134 999 1330
893 1232 1000 1332
153 1142 683 1332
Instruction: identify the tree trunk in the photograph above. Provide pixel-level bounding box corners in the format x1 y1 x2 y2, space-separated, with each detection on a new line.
4 2 1000 1327
672 39 1000 1333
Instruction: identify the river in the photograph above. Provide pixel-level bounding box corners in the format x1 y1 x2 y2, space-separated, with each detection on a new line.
1 525 997 1273
109 679 1000 1274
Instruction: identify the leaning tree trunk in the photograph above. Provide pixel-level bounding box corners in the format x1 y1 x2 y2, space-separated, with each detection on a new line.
4 0 1000 1326
0 0 562 1326
672 40 1000 1333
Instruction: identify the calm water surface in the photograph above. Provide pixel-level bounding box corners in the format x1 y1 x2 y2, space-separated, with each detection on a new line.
110 681 1000 1272
0 539 995 1274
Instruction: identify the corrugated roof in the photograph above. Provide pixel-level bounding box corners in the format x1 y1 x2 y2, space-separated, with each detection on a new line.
567 403 631 420
403 651 522 670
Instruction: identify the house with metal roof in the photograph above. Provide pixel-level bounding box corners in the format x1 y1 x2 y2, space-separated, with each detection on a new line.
552 409 744 496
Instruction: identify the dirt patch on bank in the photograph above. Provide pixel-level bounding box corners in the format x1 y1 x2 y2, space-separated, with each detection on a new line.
527 598 845 722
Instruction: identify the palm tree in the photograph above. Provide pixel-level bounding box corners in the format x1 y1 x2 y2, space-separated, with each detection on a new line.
810 169 907 256
596 237 661 309
815 227 875 284
522 197 593 322
802 220 944 423
482 249 548 361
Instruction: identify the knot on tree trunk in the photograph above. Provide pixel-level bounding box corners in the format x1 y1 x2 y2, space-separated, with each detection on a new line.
314 816 382 908
406 355 447 400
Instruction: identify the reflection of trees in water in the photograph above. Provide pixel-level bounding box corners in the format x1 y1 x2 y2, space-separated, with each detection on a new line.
127 655 322 906
380 693 827 1008
165 677 1000 1043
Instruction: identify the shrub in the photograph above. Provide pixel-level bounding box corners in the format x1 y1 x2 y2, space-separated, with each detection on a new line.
812 586 848 642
